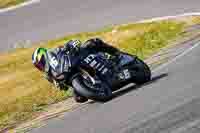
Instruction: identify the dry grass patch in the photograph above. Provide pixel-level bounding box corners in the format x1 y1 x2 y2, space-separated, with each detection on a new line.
0 0 27 9
191 16 200 24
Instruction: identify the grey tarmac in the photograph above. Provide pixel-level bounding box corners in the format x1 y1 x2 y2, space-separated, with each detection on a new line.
1 0 200 52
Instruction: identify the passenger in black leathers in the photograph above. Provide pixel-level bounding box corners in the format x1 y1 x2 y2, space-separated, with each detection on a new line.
32 38 121 103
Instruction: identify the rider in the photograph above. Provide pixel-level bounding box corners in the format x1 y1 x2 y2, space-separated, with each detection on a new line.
32 38 122 103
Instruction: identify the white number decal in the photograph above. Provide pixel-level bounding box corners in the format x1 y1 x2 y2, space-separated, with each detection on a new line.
124 69 131 79
50 57 58 69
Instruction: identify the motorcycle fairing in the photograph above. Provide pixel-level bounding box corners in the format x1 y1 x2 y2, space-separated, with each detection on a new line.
118 54 136 67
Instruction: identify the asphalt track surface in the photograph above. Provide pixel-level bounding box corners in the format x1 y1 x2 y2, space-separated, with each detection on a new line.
2 0 200 132
1 0 200 52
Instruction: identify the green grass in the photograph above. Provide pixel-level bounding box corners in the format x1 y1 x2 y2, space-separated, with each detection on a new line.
0 19 190 130
0 0 27 9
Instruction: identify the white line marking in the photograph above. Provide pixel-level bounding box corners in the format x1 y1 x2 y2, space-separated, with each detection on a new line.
0 0 40 13
153 42 200 73
137 12 200 23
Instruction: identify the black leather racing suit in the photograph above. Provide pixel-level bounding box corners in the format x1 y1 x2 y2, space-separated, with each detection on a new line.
44 38 121 90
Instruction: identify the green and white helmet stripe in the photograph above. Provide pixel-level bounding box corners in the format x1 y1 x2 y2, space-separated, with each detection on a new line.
32 47 47 64
32 48 39 64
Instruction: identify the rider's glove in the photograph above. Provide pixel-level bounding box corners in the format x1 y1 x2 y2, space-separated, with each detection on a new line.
53 80 68 91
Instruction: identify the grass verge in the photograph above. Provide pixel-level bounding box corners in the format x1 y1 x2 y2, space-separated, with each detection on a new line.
0 0 27 9
0 16 200 130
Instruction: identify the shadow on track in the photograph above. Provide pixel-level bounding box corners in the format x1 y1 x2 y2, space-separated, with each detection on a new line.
86 73 168 104
110 73 169 101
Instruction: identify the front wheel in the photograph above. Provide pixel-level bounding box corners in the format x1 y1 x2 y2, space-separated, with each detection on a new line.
73 89 88 103
72 76 112 102
131 57 151 85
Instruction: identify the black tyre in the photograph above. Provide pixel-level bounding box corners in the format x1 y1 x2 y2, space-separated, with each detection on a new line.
132 57 151 85
72 76 112 102
73 89 88 103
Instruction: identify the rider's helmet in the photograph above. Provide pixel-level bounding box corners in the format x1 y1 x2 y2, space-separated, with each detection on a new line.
64 39 81 54
32 47 47 71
